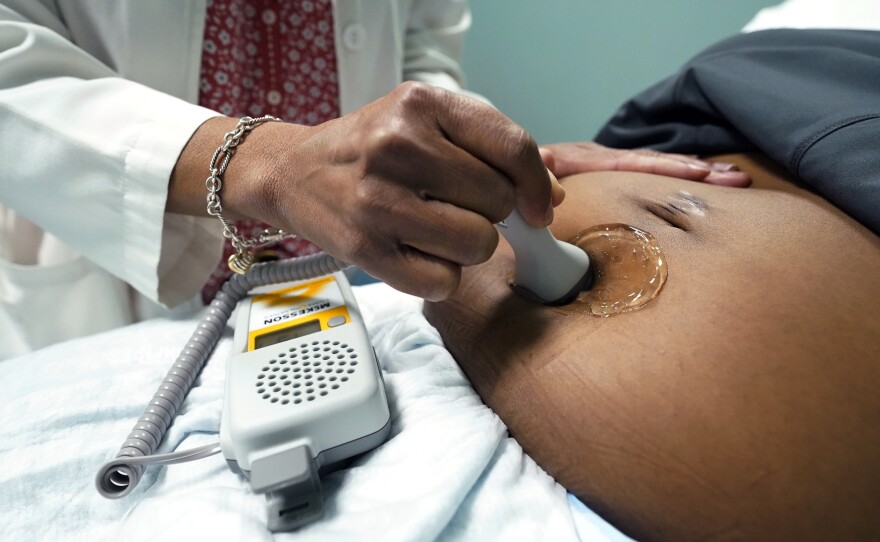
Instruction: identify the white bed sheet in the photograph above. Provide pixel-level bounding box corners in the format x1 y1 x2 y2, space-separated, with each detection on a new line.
743 0 880 32
0 282 631 542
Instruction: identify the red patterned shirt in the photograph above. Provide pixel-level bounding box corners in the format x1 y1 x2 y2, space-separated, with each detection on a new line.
198 0 340 302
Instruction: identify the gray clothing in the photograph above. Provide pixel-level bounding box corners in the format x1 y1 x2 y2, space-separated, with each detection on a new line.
596 29 880 234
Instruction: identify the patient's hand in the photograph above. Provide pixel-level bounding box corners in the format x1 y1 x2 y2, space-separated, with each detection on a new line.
540 141 751 187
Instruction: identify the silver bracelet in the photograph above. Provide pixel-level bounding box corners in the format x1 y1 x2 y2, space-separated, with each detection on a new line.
205 115 296 275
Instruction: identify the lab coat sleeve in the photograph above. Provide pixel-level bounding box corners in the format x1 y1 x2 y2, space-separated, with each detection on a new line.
0 5 223 307
403 0 488 103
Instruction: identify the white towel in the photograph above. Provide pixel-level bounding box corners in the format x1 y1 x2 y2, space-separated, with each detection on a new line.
0 282 628 542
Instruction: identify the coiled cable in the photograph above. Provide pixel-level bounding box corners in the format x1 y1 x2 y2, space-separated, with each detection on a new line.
96 253 349 498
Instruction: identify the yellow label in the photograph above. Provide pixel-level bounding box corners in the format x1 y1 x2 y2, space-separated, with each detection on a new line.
246 275 350 351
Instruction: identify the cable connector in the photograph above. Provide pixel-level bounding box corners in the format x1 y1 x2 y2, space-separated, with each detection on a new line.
249 444 323 531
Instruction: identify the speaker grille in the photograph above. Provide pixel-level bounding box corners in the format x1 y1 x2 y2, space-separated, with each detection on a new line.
255 339 359 405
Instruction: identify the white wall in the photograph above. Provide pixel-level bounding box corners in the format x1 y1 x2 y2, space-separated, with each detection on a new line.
461 1 778 144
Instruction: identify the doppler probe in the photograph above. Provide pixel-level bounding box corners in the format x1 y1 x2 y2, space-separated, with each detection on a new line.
496 208 593 305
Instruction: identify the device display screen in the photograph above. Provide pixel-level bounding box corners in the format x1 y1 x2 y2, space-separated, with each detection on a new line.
254 319 323 350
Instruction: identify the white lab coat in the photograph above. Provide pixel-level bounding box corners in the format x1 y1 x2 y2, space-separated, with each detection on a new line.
0 0 477 359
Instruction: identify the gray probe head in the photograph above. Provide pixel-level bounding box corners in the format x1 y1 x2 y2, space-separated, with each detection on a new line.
495 209 592 306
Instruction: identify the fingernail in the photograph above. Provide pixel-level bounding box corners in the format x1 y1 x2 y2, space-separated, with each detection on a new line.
705 170 751 186
686 163 711 172
710 162 739 172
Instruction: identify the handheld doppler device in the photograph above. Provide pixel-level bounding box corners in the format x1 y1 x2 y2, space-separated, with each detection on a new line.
222 272 390 530
96 254 390 532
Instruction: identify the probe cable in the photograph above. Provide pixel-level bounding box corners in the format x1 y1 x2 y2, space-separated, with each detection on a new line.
100 442 223 491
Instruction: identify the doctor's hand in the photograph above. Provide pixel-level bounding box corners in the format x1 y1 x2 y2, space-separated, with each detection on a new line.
169 82 563 301
540 141 751 187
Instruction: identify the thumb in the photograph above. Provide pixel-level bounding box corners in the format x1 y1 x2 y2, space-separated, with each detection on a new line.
547 169 566 207
539 147 557 175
